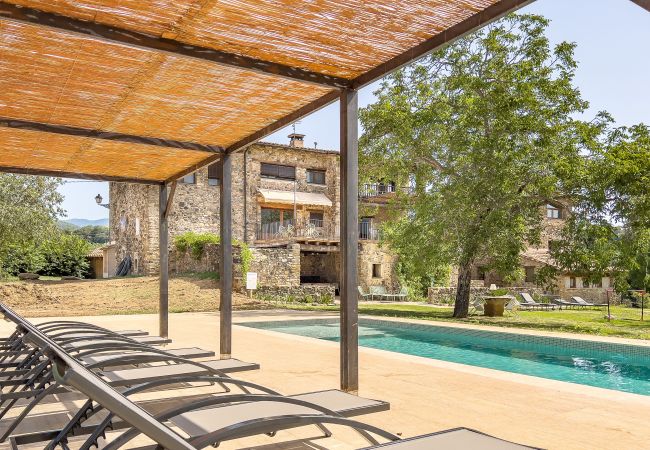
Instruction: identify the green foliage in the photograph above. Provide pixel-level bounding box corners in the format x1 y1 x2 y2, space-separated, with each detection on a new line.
174 231 220 259
72 225 109 244
0 174 64 275
39 233 92 278
1 242 46 275
173 231 253 275
490 288 509 296
1 233 91 278
360 14 593 317
544 123 650 293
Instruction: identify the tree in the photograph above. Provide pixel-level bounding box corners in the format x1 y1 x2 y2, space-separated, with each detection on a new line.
359 14 594 317
72 225 110 244
543 123 650 293
0 174 64 274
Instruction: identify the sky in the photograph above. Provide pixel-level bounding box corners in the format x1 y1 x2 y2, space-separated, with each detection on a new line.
59 0 650 220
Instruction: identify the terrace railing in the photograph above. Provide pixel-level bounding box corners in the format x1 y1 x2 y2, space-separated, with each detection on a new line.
359 183 396 198
359 222 381 241
256 220 338 241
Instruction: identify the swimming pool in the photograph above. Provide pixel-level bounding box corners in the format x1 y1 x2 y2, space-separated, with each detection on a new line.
241 318 650 396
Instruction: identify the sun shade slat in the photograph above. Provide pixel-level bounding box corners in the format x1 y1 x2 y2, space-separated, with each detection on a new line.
0 19 334 148
4 0 502 79
0 127 214 182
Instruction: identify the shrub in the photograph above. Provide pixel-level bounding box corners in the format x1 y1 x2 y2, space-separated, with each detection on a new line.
0 242 46 276
39 233 91 278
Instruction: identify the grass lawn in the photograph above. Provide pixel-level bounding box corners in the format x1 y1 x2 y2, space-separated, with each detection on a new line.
279 303 650 340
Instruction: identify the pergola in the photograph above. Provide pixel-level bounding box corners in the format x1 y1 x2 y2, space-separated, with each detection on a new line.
2 0 648 393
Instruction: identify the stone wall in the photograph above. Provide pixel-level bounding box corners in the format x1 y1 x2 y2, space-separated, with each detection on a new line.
249 244 301 287
428 286 544 304
300 252 339 284
245 143 340 243
358 241 399 290
109 182 158 275
170 243 243 277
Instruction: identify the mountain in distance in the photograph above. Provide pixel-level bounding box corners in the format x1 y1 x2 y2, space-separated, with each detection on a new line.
60 218 109 228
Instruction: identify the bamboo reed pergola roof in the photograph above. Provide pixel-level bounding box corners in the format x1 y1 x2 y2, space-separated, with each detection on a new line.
0 0 538 184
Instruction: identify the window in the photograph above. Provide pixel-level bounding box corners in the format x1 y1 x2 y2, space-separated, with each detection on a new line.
372 264 382 278
309 211 324 226
524 266 536 283
569 277 577 288
260 207 293 225
307 169 326 185
207 163 220 186
477 266 487 281
181 173 196 184
546 204 561 219
261 163 295 180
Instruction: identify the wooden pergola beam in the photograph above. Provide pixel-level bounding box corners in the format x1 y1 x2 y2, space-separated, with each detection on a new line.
226 90 340 154
631 0 650 12
0 117 223 154
0 2 352 90
0 165 163 185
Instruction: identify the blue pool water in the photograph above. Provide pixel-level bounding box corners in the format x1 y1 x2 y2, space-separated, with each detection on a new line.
242 318 650 395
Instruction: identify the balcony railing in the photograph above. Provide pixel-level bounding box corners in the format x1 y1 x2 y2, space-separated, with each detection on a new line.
256 219 338 241
359 183 396 198
256 220 380 242
359 222 380 240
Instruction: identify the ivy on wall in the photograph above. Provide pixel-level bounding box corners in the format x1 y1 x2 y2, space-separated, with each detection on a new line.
173 231 252 275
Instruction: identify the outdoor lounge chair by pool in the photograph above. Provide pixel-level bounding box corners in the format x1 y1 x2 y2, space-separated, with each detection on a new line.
571 296 604 308
519 293 557 310
551 297 589 309
358 286 372 301
370 285 389 301
393 287 408 301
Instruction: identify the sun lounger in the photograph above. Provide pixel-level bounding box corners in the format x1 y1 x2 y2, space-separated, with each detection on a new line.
101 359 260 386
572 296 605 308
393 287 408 301
167 389 389 442
551 298 588 309
359 286 372 300
363 427 540 449
519 293 557 310
370 285 388 301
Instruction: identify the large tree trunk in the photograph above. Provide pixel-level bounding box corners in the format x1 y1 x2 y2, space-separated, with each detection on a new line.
453 261 473 318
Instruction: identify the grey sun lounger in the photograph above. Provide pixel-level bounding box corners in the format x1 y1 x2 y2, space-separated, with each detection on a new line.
363 427 541 449
80 346 215 366
101 358 260 386
519 293 557 310
572 296 605 308
169 389 389 440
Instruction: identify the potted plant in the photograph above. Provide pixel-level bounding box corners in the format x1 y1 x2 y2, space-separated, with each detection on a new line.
483 288 511 317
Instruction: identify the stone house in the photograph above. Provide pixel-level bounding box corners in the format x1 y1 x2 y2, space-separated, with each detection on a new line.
109 134 399 294
464 201 614 303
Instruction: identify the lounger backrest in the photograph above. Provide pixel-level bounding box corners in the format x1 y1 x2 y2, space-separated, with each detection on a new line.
520 293 536 304
370 286 387 295
572 296 588 305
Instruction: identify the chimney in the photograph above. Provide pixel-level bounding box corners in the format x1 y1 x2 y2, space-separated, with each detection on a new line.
288 133 305 148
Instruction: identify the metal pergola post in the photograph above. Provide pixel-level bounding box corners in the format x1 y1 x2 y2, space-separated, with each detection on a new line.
220 154 233 359
339 89 359 393
159 184 169 339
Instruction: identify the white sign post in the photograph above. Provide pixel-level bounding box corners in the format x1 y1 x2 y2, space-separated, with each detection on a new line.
246 272 258 297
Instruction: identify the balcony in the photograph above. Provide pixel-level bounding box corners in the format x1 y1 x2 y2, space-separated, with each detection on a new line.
359 183 397 198
256 220 380 242
359 222 381 241
256 219 339 242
